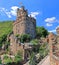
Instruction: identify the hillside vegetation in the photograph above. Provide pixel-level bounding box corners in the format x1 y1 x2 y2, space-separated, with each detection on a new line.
0 21 48 47
0 21 13 46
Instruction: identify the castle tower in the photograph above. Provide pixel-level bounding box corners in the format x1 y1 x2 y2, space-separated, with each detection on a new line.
13 6 36 38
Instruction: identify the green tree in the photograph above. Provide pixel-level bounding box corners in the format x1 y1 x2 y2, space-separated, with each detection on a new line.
36 26 48 38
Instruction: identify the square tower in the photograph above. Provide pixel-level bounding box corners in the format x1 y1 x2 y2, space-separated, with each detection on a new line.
13 6 36 38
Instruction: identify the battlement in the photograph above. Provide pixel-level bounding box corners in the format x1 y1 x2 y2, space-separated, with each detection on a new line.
17 6 28 19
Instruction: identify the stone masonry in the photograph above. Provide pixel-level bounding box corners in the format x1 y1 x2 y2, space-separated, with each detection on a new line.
13 6 36 38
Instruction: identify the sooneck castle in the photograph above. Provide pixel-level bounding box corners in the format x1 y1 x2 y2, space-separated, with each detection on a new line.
7 6 36 61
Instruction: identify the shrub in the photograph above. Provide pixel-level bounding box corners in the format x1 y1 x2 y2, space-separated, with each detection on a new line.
0 59 2 64
29 52 37 65
20 34 31 43
39 43 48 59
30 39 39 45
14 50 23 63
36 27 48 38
3 54 12 64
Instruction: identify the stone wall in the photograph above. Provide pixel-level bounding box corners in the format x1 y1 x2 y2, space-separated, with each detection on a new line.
9 34 24 59
48 27 59 65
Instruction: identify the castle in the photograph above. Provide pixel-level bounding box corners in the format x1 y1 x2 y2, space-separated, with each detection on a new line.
48 27 59 65
13 6 36 38
8 6 36 61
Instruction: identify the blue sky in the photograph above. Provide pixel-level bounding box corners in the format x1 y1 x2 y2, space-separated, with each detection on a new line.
0 0 59 33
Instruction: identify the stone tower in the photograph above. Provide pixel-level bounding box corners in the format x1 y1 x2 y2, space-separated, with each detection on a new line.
13 6 36 38
48 27 59 65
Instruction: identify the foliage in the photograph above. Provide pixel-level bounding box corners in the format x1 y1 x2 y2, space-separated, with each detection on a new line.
36 26 48 38
20 34 31 43
0 59 2 64
30 39 39 45
14 50 23 63
29 52 37 65
3 54 12 64
39 43 48 58
15 34 20 38
0 21 13 47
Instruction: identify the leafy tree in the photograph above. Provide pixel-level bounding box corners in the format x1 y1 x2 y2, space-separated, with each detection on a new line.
36 26 48 38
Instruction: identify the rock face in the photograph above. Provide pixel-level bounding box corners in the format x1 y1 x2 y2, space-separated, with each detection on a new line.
13 6 36 38
48 27 59 65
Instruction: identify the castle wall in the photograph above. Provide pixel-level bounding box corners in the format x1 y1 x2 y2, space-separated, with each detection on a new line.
48 27 59 65
50 56 59 65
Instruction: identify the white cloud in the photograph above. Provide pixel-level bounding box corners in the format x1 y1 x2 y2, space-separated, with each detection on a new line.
48 30 56 33
45 17 59 27
56 25 59 29
45 17 57 23
29 12 40 19
48 25 59 33
10 6 19 16
46 23 52 26
0 6 40 19
0 8 12 18
0 6 19 18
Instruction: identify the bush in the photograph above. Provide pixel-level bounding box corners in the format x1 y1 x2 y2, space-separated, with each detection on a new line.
14 51 23 63
39 43 48 59
20 34 31 43
3 54 12 64
36 27 48 38
30 39 39 45
29 52 37 65
0 59 2 64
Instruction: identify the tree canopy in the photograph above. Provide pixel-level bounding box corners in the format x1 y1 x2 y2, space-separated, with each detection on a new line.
36 26 48 38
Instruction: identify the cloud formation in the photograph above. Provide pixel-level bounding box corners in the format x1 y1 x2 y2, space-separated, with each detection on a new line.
29 12 40 19
45 17 56 23
48 29 56 33
45 17 59 27
46 23 52 26
0 6 19 18
10 6 19 16
48 25 59 33
0 6 40 19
